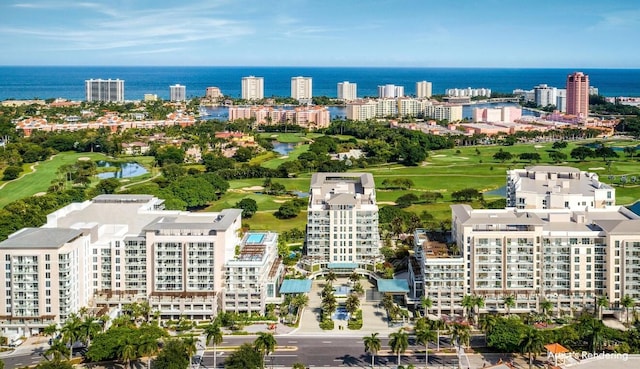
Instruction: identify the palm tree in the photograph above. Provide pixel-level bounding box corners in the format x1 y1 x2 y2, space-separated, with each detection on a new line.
352 281 365 296
540 299 553 319
43 324 58 341
461 295 474 321
118 337 139 369
292 294 309 322
254 332 277 369
420 296 432 318
521 327 544 369
139 300 152 324
388 328 409 367
473 295 485 325
61 314 82 360
349 271 361 284
479 314 498 346
45 339 70 361
363 333 381 369
430 319 446 352
415 327 436 369
204 323 223 369
345 293 360 316
182 335 198 360
621 295 635 325
449 323 471 349
382 294 395 312
503 295 515 316
325 271 337 284
597 296 609 319
81 316 102 347
137 335 159 369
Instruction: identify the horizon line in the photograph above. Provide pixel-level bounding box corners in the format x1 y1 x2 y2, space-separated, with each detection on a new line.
0 65 639 70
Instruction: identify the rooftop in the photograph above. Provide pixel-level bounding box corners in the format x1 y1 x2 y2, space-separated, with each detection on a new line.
279 279 312 294
0 228 84 249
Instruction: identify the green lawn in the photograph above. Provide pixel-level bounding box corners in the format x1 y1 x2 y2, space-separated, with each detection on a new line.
243 211 307 232
0 152 109 208
257 132 322 143
262 144 310 169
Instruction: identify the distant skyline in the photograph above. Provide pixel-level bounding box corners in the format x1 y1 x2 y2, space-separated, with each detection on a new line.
0 0 639 67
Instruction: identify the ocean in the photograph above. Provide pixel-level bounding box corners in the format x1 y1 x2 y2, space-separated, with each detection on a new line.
1 66 640 101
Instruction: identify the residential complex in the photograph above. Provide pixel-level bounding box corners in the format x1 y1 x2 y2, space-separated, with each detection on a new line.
0 195 288 338
378 84 404 98
424 103 463 122
345 98 462 122
472 106 522 123
337 81 357 101
303 173 381 270
291 76 313 102
205 87 223 99
415 81 433 98
228 105 330 129
241 76 264 100
506 166 615 209
566 72 589 118
445 87 491 98
85 79 124 102
169 84 186 102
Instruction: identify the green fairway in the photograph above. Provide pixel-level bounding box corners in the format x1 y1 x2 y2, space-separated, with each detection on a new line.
261 144 310 169
257 132 322 143
0 152 109 207
243 211 307 232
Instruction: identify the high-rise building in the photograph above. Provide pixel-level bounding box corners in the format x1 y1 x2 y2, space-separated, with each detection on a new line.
170 84 186 102
85 79 124 102
378 84 404 98
556 89 567 112
416 81 433 98
241 76 264 100
291 76 313 101
566 72 589 118
337 81 357 101
304 173 380 270
534 84 557 108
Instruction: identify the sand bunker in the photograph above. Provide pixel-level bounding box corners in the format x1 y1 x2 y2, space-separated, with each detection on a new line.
589 167 605 170
243 186 264 191
432 154 447 158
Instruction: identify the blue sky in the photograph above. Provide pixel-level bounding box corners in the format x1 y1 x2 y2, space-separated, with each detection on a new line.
0 0 639 67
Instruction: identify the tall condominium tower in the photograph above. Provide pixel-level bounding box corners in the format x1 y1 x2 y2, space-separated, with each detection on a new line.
337 81 357 101
291 76 313 101
378 84 404 98
241 76 264 100
566 72 589 118
415 81 432 98
85 79 124 102
170 84 186 102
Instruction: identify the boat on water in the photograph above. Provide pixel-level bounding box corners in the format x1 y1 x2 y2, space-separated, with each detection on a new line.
198 107 210 116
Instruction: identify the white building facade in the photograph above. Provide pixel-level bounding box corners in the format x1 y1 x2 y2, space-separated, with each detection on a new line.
416 81 433 98
241 76 264 100
337 81 357 101
85 79 125 102
170 84 186 102
291 76 313 101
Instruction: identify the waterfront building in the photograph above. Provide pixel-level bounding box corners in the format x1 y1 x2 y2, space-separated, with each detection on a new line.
415 81 433 98
376 98 398 117
513 88 535 102
472 106 522 123
345 100 378 121
566 72 589 118
0 195 279 338
506 166 615 209
303 173 380 270
337 81 357 101
241 76 264 100
556 89 567 112
223 232 284 313
85 79 124 102
534 84 557 108
589 86 599 96
445 87 491 98
291 76 313 102
169 84 186 102
397 97 428 117
378 84 404 98
205 87 223 99
424 103 463 122
143 94 158 102
228 105 330 129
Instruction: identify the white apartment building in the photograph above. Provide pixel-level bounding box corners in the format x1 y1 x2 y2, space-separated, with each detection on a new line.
241 76 264 100
376 98 398 117
507 166 615 210
556 89 567 112
449 204 640 316
224 232 284 313
397 97 428 117
170 84 186 102
345 100 378 121
304 173 380 270
416 81 433 98
445 87 491 98
424 104 463 122
0 195 259 338
378 84 404 98
291 76 313 101
337 81 357 101
85 79 124 102
534 84 557 108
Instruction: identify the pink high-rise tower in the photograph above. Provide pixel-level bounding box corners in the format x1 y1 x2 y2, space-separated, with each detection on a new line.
566 72 589 119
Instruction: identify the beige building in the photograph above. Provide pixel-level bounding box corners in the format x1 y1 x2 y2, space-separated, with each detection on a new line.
291 76 313 101
416 81 433 98
424 103 463 122
241 76 264 100
205 87 223 99
507 166 615 209
337 81 357 101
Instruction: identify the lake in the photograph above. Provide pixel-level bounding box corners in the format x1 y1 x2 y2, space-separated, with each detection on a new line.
96 161 148 179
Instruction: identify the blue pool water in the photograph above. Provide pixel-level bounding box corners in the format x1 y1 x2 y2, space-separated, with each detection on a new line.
333 307 349 321
246 233 265 244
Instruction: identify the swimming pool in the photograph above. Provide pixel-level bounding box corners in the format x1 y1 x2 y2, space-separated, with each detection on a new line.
333 307 349 321
246 233 265 244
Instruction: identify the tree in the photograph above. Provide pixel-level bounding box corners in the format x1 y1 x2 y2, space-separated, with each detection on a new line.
43 324 58 340
61 314 82 360
503 295 515 316
154 146 185 166
225 343 262 369
95 178 120 194
2 165 22 180
623 146 637 158
594 145 619 161
552 141 568 150
621 295 635 325
450 323 471 349
521 327 545 369
81 316 102 347
363 333 382 369
420 296 432 318
493 149 513 163
152 339 189 369
138 335 159 369
235 198 258 218
461 295 474 320
349 271 361 284
325 271 337 284
119 337 139 369
161 163 187 182
345 293 360 316
395 193 418 208
45 339 70 361
388 329 409 367
254 332 277 369
570 146 594 161
518 152 541 163
204 322 223 369
473 295 485 324
415 327 436 369
548 151 567 163
597 296 609 319
540 300 553 318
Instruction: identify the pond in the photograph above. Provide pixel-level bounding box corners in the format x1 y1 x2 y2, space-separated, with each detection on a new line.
484 185 506 197
291 190 309 198
96 161 148 179
273 142 296 155
629 201 640 216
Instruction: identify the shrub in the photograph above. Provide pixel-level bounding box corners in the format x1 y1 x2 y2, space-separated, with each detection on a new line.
2 165 23 181
319 319 334 330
